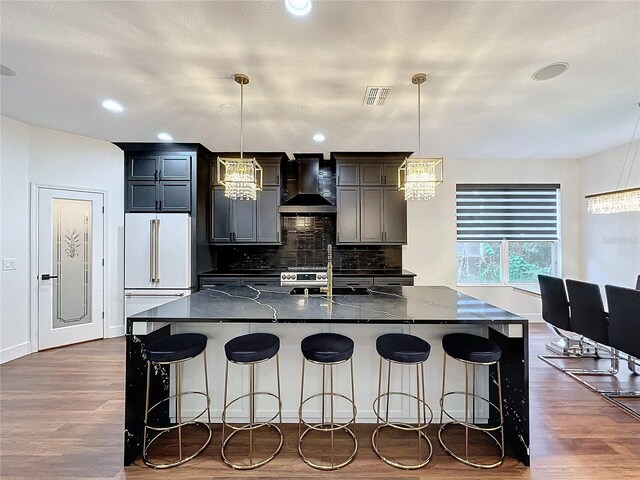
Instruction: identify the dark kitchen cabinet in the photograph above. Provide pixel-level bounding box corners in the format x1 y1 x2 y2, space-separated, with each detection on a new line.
234 198 257 242
211 187 255 242
211 186 280 244
337 187 360 243
200 276 240 288
383 187 407 243
360 187 384 242
125 153 192 212
129 154 191 181
336 162 359 186
334 154 408 245
257 187 281 243
360 164 384 185
261 162 281 186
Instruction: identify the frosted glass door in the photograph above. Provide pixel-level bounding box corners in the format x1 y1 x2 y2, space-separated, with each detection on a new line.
38 188 104 350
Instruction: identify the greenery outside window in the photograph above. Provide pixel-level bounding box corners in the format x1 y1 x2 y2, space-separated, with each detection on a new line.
456 184 560 285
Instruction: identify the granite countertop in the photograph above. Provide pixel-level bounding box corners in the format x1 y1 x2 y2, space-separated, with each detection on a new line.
129 285 524 325
199 269 416 277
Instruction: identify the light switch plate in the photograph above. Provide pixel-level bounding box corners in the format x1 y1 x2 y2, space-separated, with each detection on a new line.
3 258 17 271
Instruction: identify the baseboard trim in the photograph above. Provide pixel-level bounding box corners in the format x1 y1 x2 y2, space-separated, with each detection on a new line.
108 324 125 338
0 341 31 364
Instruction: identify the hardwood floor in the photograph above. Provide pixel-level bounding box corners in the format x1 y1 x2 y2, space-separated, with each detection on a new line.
1 324 638 479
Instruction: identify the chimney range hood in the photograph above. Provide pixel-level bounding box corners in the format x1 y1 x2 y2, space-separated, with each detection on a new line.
279 157 336 214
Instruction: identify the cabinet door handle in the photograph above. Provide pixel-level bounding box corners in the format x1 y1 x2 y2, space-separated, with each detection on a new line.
276 174 280 184
154 169 158 181
155 219 160 284
149 219 156 283
229 233 232 242
158 200 162 211
383 174 387 185
40 274 58 280
155 200 158 210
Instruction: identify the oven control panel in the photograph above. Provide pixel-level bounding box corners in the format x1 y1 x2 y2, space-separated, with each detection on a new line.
280 271 328 286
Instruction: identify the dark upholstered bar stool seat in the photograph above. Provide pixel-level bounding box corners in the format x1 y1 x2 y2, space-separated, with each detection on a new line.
376 333 431 363
225 333 280 363
439 333 504 469
442 333 501 364
143 333 211 469
298 332 357 470
147 333 207 363
221 332 283 470
301 333 354 363
372 333 433 469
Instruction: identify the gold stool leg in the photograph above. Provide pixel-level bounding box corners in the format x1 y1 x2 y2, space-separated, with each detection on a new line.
438 355 505 469
298 358 358 470
372 358 433 470
143 353 212 469
221 355 284 470
143 360 151 462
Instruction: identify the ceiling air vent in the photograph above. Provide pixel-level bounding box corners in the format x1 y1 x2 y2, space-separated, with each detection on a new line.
363 86 393 106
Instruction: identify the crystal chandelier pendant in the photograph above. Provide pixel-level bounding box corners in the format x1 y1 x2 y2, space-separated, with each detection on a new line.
217 157 263 201
399 157 443 201
216 73 262 201
397 73 444 200
586 187 640 214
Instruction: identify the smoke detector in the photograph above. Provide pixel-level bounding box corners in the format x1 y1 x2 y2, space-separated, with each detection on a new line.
363 86 394 106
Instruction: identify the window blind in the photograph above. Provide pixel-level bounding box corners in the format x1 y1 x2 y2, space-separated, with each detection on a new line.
456 184 559 240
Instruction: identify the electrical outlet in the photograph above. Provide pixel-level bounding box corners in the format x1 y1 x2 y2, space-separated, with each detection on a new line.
3 258 17 271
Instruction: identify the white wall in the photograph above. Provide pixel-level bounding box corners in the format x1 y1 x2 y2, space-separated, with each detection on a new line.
404 157 581 321
579 140 640 291
0 116 31 362
0 115 124 363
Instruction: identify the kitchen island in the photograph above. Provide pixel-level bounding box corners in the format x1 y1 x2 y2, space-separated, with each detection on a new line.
124 285 530 466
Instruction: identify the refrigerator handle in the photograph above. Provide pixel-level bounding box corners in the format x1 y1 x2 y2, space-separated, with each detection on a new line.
155 218 160 284
149 219 156 283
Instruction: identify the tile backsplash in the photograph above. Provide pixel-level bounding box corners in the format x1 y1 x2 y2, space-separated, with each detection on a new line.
215 215 402 271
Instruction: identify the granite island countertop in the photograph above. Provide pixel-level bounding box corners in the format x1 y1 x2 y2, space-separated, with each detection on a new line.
129 285 525 325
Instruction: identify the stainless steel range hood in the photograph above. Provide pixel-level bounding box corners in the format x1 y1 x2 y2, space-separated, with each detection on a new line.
279 157 336 214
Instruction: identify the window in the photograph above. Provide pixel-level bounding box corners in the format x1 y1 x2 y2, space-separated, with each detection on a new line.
456 184 560 285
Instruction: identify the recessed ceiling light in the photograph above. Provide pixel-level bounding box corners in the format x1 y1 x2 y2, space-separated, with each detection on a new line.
220 103 235 111
157 132 173 141
284 0 312 16
301 104 315 111
0 64 17 77
532 62 569 81
313 133 325 142
102 99 124 113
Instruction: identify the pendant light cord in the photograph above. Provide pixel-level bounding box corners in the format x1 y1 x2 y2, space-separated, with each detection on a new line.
616 104 640 189
417 81 421 157
240 81 244 160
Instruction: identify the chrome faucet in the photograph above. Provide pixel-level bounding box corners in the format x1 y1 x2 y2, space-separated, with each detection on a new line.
320 244 333 299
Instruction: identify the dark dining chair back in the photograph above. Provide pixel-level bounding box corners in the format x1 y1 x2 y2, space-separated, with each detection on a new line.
635 274 640 290
538 275 572 331
605 285 640 358
565 279 609 345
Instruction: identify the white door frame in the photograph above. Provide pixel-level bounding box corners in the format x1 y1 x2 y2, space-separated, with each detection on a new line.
30 183 109 352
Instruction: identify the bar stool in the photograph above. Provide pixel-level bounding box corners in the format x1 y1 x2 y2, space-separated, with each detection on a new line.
221 333 283 470
298 332 357 470
372 333 434 469
143 333 212 468
438 333 504 469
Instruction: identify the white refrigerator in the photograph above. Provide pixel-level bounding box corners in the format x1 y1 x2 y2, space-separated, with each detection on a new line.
125 213 192 333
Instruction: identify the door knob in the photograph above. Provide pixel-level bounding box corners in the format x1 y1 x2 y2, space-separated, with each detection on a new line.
40 274 58 280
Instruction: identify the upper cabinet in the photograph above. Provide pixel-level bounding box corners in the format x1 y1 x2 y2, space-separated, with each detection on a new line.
210 154 284 245
332 152 410 245
125 152 193 212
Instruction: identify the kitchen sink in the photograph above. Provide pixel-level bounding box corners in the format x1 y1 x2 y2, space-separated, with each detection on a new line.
289 287 371 296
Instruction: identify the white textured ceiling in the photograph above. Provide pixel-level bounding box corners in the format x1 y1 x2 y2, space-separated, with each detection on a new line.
1 0 639 160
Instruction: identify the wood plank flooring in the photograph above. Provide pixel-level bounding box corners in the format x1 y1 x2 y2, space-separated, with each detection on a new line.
1 324 639 479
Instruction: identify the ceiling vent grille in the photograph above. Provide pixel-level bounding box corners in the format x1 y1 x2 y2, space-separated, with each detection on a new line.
363 86 393 106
